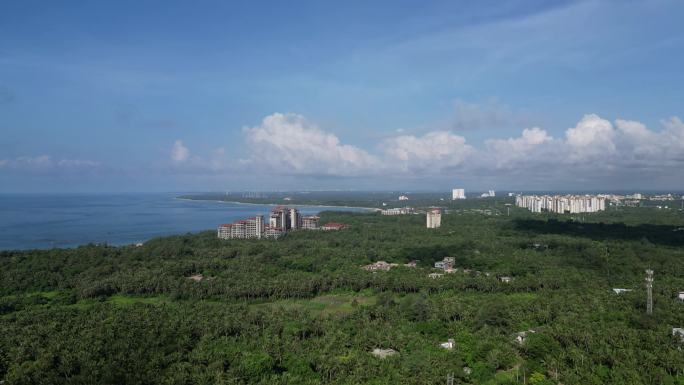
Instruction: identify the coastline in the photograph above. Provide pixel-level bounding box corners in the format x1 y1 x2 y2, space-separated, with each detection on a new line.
174 197 378 211
0 194 378 251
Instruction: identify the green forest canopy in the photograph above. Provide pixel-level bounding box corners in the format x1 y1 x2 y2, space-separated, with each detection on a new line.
2 205 684 384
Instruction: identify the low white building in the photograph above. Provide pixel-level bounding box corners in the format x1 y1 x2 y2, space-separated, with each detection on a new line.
363 261 397 271
440 339 455 350
381 207 414 215
673 328 684 342
677 292 684 301
613 288 633 295
371 348 398 359
398 195 409 201
434 257 455 270
515 330 536 345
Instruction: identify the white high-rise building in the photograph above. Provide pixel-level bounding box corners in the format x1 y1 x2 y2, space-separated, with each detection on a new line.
426 208 442 228
289 208 299 229
452 189 466 200
269 206 299 230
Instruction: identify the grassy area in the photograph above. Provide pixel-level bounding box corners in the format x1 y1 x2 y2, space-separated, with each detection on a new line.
107 294 169 305
38 290 60 299
253 292 377 316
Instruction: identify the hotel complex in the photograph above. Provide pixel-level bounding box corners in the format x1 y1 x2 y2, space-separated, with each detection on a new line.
218 206 343 240
515 195 606 214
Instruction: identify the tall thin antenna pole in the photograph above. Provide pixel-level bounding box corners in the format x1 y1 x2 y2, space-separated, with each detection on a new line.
646 269 654 315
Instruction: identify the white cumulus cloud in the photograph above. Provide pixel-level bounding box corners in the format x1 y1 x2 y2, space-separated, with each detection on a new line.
171 140 190 163
163 111 684 189
485 127 553 168
564 114 616 162
382 131 473 172
242 113 378 176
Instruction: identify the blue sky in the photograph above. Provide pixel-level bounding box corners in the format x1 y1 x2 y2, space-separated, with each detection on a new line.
1 0 683 192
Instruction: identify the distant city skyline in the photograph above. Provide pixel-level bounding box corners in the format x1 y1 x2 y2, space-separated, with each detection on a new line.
1 0 684 192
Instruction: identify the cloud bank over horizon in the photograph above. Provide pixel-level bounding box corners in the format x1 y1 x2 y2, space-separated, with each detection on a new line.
167 112 684 190
0 155 101 173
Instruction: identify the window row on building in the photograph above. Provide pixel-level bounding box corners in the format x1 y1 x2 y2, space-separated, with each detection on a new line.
380 207 415 215
515 195 606 214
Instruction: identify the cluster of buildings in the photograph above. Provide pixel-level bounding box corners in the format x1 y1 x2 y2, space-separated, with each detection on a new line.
430 257 507 280
515 194 606 214
480 190 496 198
648 193 679 201
380 207 415 216
217 206 346 240
434 257 456 272
556 192 683 208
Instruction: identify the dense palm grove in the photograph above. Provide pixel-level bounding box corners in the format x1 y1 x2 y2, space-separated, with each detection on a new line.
2 201 684 385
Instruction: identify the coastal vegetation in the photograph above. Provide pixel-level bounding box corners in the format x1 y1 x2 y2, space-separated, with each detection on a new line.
2 205 684 384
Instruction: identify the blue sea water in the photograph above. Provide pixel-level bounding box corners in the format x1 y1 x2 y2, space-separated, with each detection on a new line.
0 193 369 250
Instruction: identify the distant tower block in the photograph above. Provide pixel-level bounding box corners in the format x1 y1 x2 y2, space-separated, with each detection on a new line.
426 208 442 228
646 269 654 315
452 188 466 200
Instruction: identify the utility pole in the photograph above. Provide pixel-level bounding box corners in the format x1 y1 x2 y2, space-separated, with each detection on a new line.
646 269 654 315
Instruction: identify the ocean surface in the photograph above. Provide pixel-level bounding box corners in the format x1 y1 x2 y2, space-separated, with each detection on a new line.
0 193 370 250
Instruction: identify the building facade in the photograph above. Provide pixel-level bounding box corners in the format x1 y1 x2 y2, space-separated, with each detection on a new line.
217 215 265 239
452 188 466 200
301 215 320 230
426 208 441 228
269 206 300 230
381 207 414 215
515 194 606 214
321 222 346 231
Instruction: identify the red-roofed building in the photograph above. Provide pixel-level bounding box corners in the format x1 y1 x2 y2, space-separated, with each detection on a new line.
301 215 320 230
321 222 347 231
217 215 264 239
264 225 285 239
217 224 233 239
